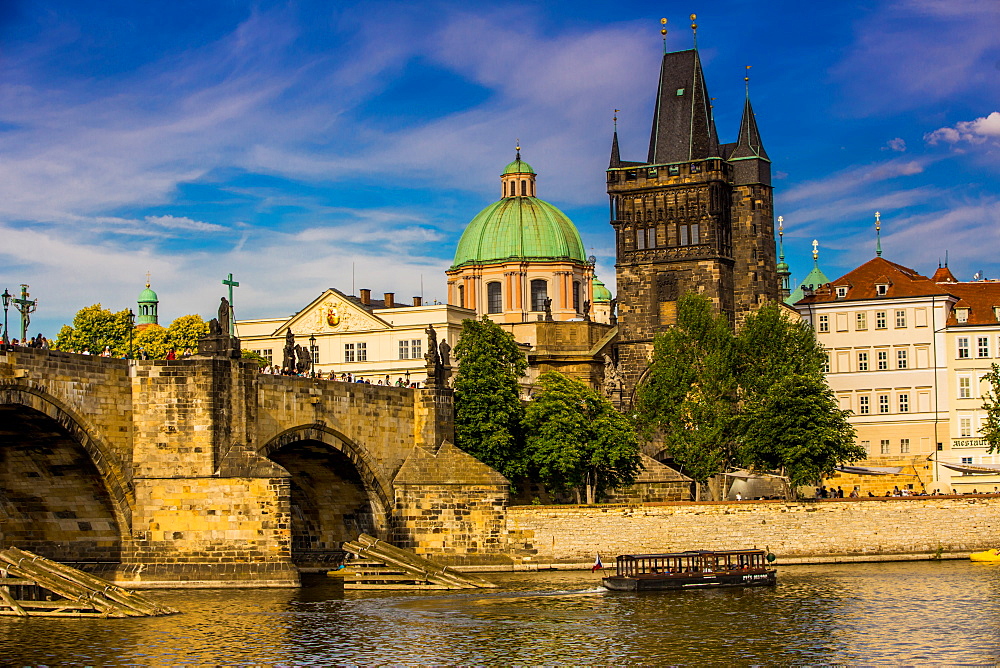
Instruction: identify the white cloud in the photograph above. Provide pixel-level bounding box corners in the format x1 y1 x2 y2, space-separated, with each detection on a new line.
926 111 1000 145
883 138 907 152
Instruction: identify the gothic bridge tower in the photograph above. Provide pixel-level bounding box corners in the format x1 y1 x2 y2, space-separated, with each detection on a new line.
608 38 779 400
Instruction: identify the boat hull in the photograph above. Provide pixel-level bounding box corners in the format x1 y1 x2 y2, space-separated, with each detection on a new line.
602 570 776 591
970 549 1000 562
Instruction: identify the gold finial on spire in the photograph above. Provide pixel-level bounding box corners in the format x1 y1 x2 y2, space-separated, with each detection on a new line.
778 215 784 237
660 18 668 53
690 14 698 49
145 271 151 288
812 239 819 264
515 139 520 160
745 65 752 95
613 109 619 132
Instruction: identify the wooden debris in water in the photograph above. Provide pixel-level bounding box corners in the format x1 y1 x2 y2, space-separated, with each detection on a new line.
334 533 498 590
0 547 178 618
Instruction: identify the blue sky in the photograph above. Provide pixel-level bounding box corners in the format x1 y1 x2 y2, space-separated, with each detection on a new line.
1 0 998 336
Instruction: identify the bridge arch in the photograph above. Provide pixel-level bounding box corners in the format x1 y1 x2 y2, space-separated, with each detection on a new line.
0 381 133 562
260 425 393 563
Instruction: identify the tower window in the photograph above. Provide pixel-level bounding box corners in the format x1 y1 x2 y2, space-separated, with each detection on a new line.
521 180 527 196
530 279 548 312
487 282 502 314
573 281 581 312
668 165 680 176
676 88 685 96
458 285 465 308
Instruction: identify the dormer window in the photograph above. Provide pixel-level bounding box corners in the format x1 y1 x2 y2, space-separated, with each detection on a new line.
835 285 848 299
876 283 888 296
993 306 1000 322
956 308 969 324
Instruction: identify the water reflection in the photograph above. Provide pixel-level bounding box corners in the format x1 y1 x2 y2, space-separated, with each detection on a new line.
4 562 1000 664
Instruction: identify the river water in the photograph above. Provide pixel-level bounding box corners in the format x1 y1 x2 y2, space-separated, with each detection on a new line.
5 560 1000 665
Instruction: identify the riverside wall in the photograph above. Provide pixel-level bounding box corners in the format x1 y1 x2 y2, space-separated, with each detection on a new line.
503 496 1000 565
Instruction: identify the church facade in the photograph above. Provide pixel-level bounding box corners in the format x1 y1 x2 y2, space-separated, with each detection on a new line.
608 46 780 401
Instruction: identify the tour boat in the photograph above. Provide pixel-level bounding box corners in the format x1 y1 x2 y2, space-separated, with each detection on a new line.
602 549 777 591
970 549 1000 562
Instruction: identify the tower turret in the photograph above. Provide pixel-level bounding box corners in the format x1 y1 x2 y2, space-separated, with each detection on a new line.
137 278 159 328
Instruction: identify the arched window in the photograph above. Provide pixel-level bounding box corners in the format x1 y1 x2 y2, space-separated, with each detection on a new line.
530 279 548 312
487 282 502 314
573 281 581 313
521 180 527 196
458 284 465 308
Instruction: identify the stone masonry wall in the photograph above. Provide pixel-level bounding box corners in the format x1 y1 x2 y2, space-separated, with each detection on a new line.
506 496 1000 563
121 476 297 587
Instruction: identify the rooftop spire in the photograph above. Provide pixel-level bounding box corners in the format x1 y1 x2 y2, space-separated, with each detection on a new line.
515 139 521 161
647 44 719 164
660 17 668 54
777 216 786 262
812 239 819 266
609 110 621 168
875 211 882 257
690 14 698 50
730 69 769 162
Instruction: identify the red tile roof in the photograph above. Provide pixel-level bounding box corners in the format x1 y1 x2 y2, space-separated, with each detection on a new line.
797 257 948 304
932 266 958 283
941 281 1000 326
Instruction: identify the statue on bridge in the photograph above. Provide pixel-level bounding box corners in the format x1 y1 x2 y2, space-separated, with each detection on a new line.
294 344 311 375
196 297 241 359
218 297 231 337
424 324 452 387
282 330 296 373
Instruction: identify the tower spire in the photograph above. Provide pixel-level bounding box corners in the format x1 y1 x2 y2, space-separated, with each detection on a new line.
812 239 820 267
776 215 791 301
690 14 698 50
875 211 882 257
660 18 668 54
609 110 621 168
778 216 786 263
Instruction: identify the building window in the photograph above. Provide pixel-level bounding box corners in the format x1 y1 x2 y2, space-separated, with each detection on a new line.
530 279 548 312
399 339 423 359
573 281 581 313
818 315 829 332
859 396 870 414
898 394 909 413
880 439 890 455
487 282 502 314
879 395 890 414
958 337 970 359
344 343 355 363
876 311 887 329
637 227 656 249
897 349 908 369
959 376 971 399
821 353 830 373
861 440 871 455
900 438 910 454
411 339 421 359
895 310 906 328
253 349 273 364
877 350 888 370
858 351 869 371
310 344 319 364
357 342 367 361
978 336 990 358
836 286 848 298
962 456 974 465
458 284 465 308
678 222 700 246
876 284 888 296
856 312 868 330
960 417 973 438
956 308 969 323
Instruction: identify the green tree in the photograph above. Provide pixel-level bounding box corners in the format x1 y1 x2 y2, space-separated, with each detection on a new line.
982 363 1000 453
167 314 208 353
523 371 642 503
635 294 862 496
740 374 862 489
53 304 134 356
634 293 739 484
453 316 528 480
242 349 270 368
134 325 170 359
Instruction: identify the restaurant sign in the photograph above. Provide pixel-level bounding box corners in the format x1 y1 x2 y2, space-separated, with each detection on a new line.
953 438 989 448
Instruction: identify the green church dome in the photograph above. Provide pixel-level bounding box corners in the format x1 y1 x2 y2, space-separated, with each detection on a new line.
503 158 535 175
452 196 586 269
138 286 158 303
592 276 612 302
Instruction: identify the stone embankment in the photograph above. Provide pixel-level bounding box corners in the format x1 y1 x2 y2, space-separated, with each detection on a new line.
497 495 1000 569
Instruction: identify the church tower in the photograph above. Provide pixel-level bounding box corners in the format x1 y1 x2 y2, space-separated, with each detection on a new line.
608 35 779 401
137 278 159 330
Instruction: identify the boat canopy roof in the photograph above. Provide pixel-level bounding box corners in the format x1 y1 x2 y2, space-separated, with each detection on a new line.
617 549 766 560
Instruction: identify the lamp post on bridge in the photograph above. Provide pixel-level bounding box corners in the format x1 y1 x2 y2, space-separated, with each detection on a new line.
1 289 10 345
13 284 37 344
309 334 317 378
127 309 135 360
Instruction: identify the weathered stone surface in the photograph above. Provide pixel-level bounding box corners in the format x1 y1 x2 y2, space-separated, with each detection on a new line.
506 496 1000 562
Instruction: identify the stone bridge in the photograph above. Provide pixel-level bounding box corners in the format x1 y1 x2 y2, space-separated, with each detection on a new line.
0 347 508 587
